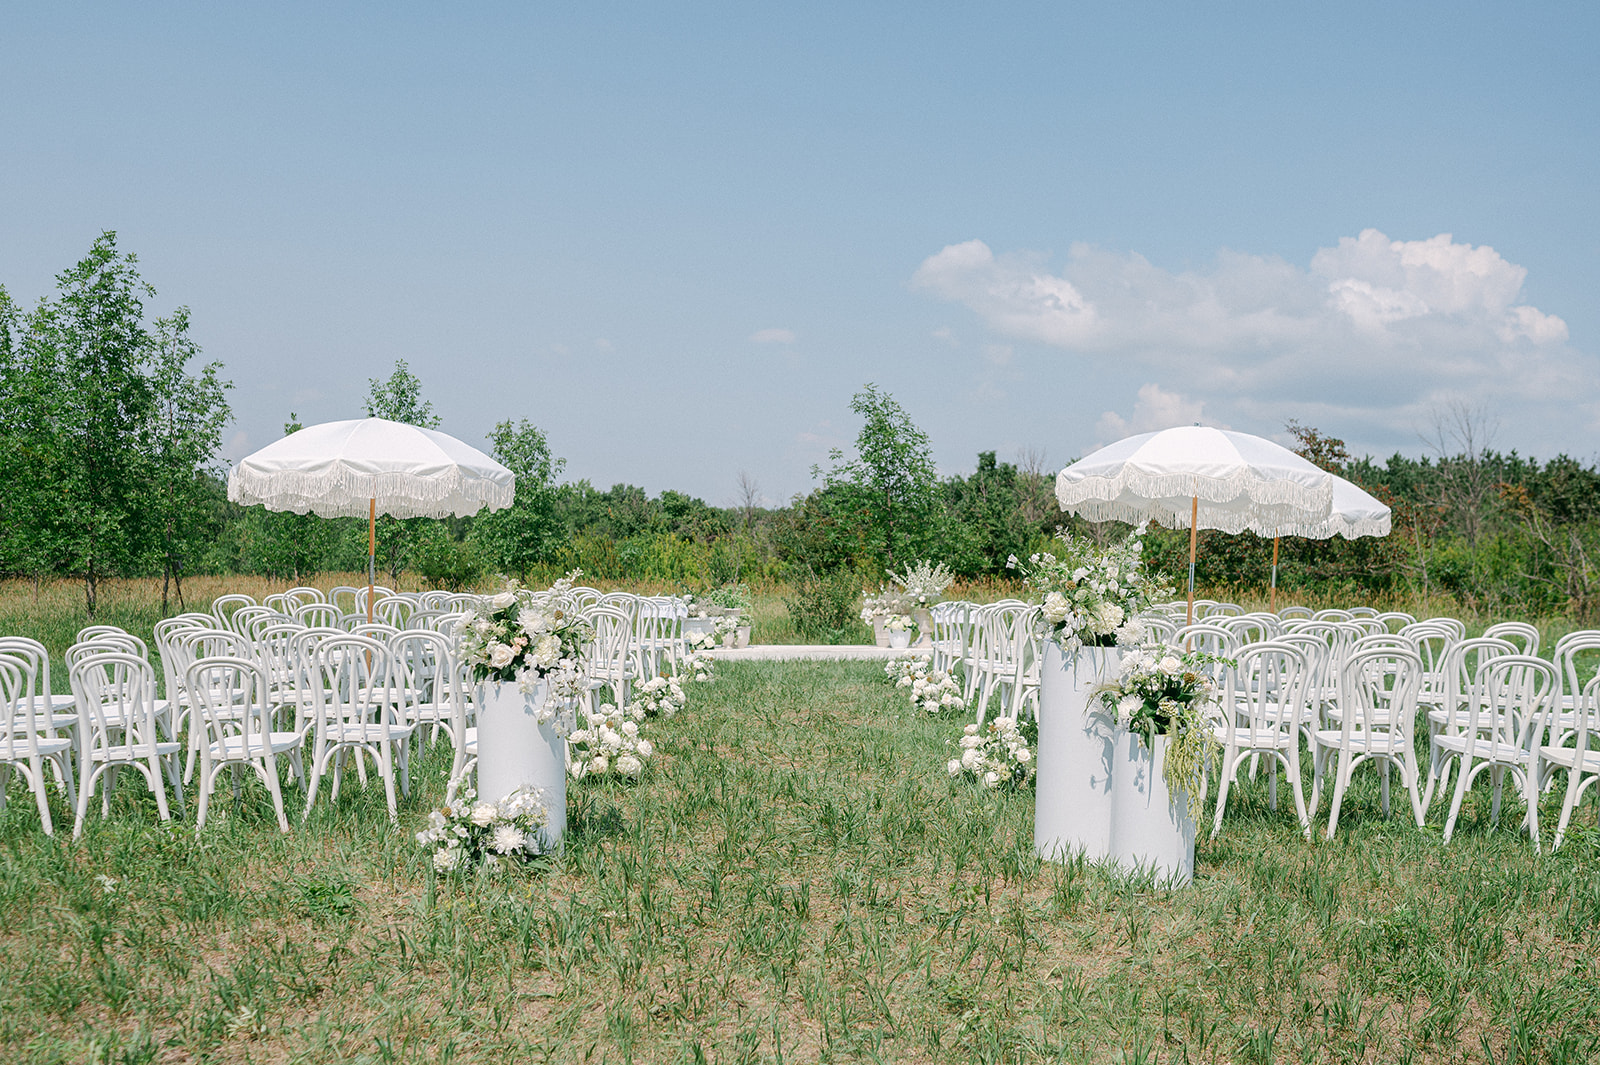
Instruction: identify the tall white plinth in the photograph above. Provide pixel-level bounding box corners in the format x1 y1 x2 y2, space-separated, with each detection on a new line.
1108 730 1196 885
474 680 567 850
1034 643 1119 863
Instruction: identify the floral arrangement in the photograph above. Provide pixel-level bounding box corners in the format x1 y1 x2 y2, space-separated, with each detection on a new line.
680 650 716 683
631 674 687 719
884 613 913 633
415 786 550 873
1008 525 1170 654
859 588 916 625
685 628 720 653
703 583 753 614
568 703 655 780
947 716 1035 789
1095 642 1227 810
889 559 955 607
884 653 965 714
456 574 592 727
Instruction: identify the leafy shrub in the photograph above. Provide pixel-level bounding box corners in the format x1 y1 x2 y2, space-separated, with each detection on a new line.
784 568 870 643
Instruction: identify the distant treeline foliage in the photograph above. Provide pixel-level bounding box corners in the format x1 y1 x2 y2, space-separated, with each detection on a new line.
4 238 1598 620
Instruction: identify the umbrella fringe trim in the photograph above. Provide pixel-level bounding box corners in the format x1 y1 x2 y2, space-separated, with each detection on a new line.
228 466 514 518
1054 469 1333 512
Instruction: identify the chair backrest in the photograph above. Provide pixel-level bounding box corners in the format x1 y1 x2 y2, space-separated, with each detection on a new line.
418 590 453 610
1439 637 1517 724
1338 646 1423 740
1553 631 1600 710
1199 602 1242 618
284 586 325 606
75 627 149 660
1276 605 1314 620
308 635 397 735
1219 613 1281 645
373 595 417 628
389 630 462 717
1139 613 1179 644
1467 654 1558 754
354 586 397 614
1346 606 1379 619
329 586 361 614
69 651 164 756
1221 640 1308 736
1314 609 1354 622
0 650 51 759
351 622 401 642
445 593 485 613
1347 617 1388 636
186 656 273 752
295 602 343 628
1173 623 1238 660
1483 621 1540 657
586 606 634 677
1375 611 1417 633
209 594 257 627
0 637 54 716
228 605 279 639
1351 633 1414 656
1275 632 1330 711
1419 616 1467 640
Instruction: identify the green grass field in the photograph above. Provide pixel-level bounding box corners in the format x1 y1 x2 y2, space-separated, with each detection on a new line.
3 651 1598 1064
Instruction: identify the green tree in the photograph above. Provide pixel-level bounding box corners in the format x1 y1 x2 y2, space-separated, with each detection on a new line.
145 307 232 612
814 383 939 570
34 233 158 617
473 419 566 578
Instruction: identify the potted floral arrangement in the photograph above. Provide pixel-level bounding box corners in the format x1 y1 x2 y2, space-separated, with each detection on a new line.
883 612 914 649
888 560 955 647
860 588 916 647
455 573 592 846
1094 641 1226 882
1008 525 1174 867
702 583 753 647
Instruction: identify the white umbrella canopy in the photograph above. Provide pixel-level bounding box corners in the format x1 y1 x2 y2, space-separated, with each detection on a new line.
1055 426 1336 624
1264 474 1392 609
228 418 514 616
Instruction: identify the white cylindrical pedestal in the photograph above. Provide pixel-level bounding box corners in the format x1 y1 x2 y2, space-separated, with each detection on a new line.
912 608 933 648
475 680 567 850
1108 730 1196 884
1035 643 1119 863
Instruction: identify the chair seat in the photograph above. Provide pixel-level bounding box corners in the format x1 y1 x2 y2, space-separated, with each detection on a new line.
89 740 181 762
1211 725 1295 749
322 722 417 743
1538 745 1600 772
1312 729 1408 754
407 701 454 724
0 733 75 758
209 732 303 759
1432 734 1531 765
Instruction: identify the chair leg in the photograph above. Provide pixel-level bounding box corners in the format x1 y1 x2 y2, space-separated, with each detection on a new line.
1489 766 1504 827
1210 749 1236 840
1442 756 1472 843
28 757 56 836
262 754 290 833
1326 750 1353 839
1287 745 1311 840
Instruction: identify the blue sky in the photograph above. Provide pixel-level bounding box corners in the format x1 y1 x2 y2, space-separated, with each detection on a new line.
3 3 1596 506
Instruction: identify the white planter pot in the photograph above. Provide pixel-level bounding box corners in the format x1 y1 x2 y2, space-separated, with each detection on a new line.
735 625 751 648
474 680 567 850
684 617 715 637
1108 729 1196 885
888 630 910 649
872 619 891 648
1035 643 1119 863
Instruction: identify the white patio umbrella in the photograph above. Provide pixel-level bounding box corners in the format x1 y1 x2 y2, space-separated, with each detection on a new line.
1263 475 1392 610
228 418 515 619
1055 426 1336 625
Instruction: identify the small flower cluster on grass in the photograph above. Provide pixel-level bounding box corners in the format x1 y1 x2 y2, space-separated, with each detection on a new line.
947 716 1035 789
686 629 720 654
568 703 655 780
1008 525 1170 654
416 787 549 873
680 649 716 682
631 674 687 718
1096 641 1228 809
884 652 964 714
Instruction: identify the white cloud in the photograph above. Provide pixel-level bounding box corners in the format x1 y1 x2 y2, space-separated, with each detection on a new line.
750 327 796 344
931 325 958 345
913 229 1589 447
1095 384 1210 443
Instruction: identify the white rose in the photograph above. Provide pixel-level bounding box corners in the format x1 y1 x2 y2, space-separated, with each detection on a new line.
1016 748 1031 763
616 754 643 778
489 591 518 610
1158 655 1182 675
1042 591 1071 623
947 759 962 777
620 720 639 737
982 771 1001 789
636 739 654 758
591 755 610 775
487 643 515 669
960 748 981 770
471 803 497 827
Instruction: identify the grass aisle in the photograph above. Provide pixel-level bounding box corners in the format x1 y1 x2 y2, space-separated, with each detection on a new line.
2 660 1599 1063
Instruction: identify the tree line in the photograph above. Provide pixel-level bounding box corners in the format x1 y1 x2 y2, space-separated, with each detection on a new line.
4 235 1597 621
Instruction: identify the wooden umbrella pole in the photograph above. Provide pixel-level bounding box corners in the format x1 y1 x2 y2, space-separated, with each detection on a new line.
1270 535 1280 612
368 497 377 624
1186 495 1198 627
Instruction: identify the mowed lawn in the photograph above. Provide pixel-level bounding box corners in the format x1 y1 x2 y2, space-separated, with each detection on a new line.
2 658 1598 1064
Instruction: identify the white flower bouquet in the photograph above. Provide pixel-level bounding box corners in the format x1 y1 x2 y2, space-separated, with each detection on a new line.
889 559 955 607
1095 642 1228 809
947 716 1035 789
567 703 655 781
1008 525 1170 654
416 786 550 873
884 613 913 633
685 629 720 654
680 649 716 683
457 573 591 694
631 674 687 719
884 652 965 714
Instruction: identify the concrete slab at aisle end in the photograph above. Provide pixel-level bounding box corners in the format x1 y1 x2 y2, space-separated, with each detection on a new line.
710 645 904 662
